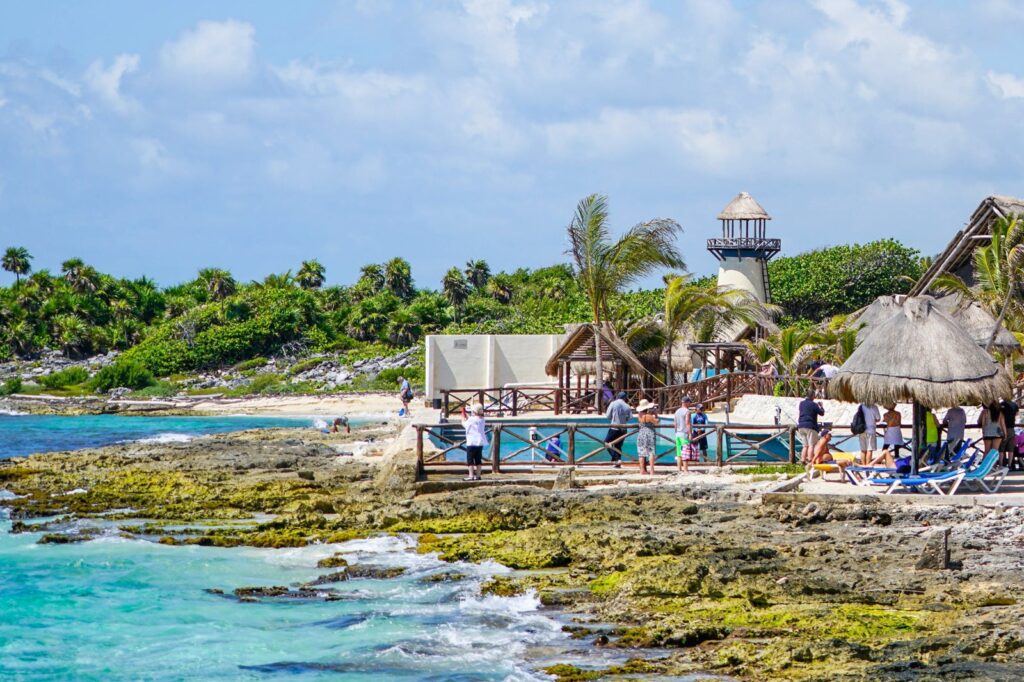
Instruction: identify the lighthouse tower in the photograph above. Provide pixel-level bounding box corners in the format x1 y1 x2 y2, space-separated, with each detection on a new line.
706 191 781 304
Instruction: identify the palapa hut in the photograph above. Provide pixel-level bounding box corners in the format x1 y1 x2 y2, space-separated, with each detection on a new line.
545 323 653 412
830 296 1012 473
849 295 1019 354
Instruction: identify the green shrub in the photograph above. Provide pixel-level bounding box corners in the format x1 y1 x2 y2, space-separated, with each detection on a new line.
91 360 156 392
233 357 267 372
0 377 22 395
38 366 89 389
288 357 327 376
129 382 180 398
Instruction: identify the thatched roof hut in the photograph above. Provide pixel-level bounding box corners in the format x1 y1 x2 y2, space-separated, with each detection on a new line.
545 323 647 379
830 296 1012 409
850 294 1019 353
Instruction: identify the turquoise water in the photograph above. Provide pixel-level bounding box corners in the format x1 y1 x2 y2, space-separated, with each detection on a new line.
0 512 568 680
0 414 339 459
429 419 794 464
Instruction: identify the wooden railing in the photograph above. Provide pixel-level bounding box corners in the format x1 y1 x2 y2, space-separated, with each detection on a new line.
440 373 831 417
415 420 810 477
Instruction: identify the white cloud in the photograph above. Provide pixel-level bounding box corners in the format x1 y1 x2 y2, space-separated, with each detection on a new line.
432 0 545 70
160 19 255 90
131 137 188 176
987 71 1024 99
84 53 140 114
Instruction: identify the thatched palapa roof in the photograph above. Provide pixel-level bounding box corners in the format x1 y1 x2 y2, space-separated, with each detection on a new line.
912 195 1024 295
830 296 1012 409
717 191 771 221
545 323 646 377
850 294 1019 353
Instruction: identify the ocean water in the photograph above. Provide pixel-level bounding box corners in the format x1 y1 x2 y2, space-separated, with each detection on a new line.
0 414 364 459
0 514 567 681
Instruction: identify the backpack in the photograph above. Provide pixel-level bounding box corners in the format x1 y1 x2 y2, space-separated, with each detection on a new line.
850 406 867 435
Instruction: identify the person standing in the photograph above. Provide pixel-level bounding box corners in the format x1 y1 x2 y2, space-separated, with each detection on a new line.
673 396 698 473
635 399 659 476
980 403 1006 455
797 390 825 464
397 376 413 416
1000 398 1019 468
881 404 904 459
461 404 488 481
940 405 967 459
692 403 709 462
856 403 881 466
604 391 632 469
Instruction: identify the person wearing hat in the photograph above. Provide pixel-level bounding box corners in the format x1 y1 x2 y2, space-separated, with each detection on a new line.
604 391 632 468
673 396 698 473
635 399 659 475
461 403 488 481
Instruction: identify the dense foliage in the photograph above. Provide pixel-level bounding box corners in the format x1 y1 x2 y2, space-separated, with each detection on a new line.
768 239 922 323
0 236 922 383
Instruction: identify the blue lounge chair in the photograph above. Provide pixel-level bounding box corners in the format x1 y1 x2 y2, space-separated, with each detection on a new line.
869 450 1000 496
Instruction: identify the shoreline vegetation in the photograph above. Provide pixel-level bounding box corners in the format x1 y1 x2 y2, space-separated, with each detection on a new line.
0 235 925 400
3 422 1024 681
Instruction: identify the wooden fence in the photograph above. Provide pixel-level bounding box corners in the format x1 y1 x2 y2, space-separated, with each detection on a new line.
415 420 812 477
440 372 831 417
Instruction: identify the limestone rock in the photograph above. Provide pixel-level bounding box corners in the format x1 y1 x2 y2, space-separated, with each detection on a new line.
916 527 950 570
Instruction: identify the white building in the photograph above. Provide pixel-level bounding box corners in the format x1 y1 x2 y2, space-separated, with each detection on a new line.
424 333 564 402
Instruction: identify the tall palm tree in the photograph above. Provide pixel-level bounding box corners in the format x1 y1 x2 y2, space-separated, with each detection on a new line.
566 194 684 404
662 275 777 383
61 258 100 295
2 247 32 286
933 216 1024 352
386 308 423 345
442 267 470 309
384 257 415 301
745 326 819 377
198 268 237 300
487 273 514 304
358 264 385 294
296 260 326 290
465 260 490 291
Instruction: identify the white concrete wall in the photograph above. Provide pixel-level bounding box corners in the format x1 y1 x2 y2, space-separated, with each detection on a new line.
425 334 563 400
717 256 767 303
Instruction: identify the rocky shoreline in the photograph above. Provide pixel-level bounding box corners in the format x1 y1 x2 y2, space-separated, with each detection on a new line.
3 424 1024 681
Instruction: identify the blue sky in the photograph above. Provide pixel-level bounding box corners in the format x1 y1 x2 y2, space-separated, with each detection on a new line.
1 0 1023 289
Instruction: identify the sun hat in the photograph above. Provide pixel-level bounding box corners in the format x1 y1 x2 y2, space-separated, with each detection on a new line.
636 399 656 413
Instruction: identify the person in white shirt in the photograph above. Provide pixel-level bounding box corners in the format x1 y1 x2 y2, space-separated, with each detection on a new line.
461 404 488 481
857 403 881 465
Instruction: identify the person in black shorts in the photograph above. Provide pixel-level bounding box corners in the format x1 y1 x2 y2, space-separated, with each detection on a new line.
1000 398 1019 468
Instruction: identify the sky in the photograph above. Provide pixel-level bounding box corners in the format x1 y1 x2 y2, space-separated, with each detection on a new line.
1 0 1023 289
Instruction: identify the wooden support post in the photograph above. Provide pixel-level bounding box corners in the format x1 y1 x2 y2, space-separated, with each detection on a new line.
443 392 449 417
788 426 797 464
716 426 724 467
491 425 502 474
511 390 518 417
567 425 576 466
415 425 425 480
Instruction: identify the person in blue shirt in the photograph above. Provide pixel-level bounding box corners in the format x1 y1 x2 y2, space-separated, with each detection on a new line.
691 403 709 461
397 376 413 416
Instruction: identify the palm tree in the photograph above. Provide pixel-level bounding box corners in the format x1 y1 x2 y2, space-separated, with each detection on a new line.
2 247 32 286
358 264 385 294
54 314 89 357
198 268 237 300
61 258 100 295
566 194 683 404
662 275 777 383
386 308 423 345
487 273 514 304
296 260 326 290
261 271 294 289
384 257 415 300
465 260 490 291
745 326 820 378
442 267 470 308
934 216 1024 352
